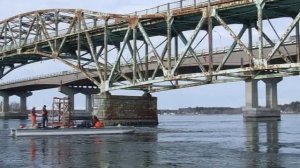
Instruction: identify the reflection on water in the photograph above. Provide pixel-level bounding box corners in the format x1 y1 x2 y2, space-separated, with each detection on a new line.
19 131 158 167
245 121 279 152
245 121 280 167
29 139 36 161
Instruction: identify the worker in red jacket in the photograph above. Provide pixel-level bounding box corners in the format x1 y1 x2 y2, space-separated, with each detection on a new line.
92 115 104 128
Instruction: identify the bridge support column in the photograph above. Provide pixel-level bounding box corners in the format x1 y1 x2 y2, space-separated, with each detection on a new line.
59 86 100 119
80 89 99 113
16 92 32 114
245 79 258 108
59 86 76 111
264 78 282 109
0 91 10 113
86 94 92 113
93 92 158 126
0 91 29 119
243 78 282 121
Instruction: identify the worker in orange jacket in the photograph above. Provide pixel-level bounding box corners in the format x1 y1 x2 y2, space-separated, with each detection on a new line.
92 115 104 128
31 107 37 128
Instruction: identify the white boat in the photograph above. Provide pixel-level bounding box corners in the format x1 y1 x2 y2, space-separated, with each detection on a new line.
10 126 135 137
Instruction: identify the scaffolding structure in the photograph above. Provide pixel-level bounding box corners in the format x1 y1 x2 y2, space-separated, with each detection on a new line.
52 97 72 127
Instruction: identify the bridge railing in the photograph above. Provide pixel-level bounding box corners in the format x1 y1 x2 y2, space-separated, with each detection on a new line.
134 38 294 65
0 0 217 52
0 70 77 86
131 0 218 15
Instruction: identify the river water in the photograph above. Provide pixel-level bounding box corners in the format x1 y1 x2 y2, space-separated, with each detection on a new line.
1 114 300 168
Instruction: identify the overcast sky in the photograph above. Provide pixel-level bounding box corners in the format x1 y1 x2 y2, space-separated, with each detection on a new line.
0 0 300 110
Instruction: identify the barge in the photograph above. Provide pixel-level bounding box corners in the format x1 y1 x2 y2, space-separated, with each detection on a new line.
11 126 135 137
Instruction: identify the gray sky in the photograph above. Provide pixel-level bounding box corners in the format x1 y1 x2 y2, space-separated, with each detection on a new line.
0 0 300 110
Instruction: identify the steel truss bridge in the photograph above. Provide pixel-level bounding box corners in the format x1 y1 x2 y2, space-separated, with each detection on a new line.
0 0 300 93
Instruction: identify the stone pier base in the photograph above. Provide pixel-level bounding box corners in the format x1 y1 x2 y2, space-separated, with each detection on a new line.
93 93 158 126
0 112 28 119
243 108 281 121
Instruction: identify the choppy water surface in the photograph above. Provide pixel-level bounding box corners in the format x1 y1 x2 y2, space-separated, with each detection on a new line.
1 115 300 167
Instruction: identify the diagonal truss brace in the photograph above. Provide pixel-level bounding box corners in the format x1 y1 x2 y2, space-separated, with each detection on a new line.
82 18 104 83
171 15 206 75
151 40 168 80
266 11 300 61
126 40 144 82
213 10 254 64
58 18 77 52
178 32 206 72
107 27 131 83
259 29 291 63
216 25 247 71
7 24 18 48
39 14 55 53
52 54 101 87
22 17 37 47
138 22 167 75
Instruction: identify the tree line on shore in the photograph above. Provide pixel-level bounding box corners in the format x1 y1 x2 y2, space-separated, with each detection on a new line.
158 101 300 115
3 101 300 114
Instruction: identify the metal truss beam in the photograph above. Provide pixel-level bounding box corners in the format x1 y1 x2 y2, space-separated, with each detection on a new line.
213 10 254 65
216 25 247 71
138 22 167 75
171 15 206 75
107 27 131 84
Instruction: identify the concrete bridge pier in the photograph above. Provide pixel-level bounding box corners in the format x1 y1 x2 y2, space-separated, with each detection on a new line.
59 86 77 111
243 78 282 121
0 91 10 113
80 89 100 113
59 86 100 113
16 92 33 114
0 91 31 119
93 92 158 126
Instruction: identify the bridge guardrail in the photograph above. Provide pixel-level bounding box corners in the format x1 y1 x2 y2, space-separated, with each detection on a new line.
0 70 78 86
0 0 221 53
0 0 295 56
131 0 218 15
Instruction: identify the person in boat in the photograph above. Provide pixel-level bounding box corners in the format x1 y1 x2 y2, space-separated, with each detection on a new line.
31 107 37 128
92 115 104 128
41 105 48 128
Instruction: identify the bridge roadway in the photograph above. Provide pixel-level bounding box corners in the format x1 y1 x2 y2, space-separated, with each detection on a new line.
0 0 300 121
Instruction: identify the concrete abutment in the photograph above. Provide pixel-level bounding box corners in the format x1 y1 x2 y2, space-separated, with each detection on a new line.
93 93 158 126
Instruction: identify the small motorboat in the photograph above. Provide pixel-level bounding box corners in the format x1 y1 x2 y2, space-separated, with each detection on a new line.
10 126 135 137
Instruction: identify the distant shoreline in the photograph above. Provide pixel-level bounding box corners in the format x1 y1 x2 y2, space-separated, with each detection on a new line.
158 101 300 115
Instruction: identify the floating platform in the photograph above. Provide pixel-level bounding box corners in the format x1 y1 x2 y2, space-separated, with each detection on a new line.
10 126 135 137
